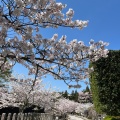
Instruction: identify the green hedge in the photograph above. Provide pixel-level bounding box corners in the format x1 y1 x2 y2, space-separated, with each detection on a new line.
104 116 120 120
89 50 120 116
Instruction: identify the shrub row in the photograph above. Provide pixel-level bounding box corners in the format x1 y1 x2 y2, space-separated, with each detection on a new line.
90 50 120 116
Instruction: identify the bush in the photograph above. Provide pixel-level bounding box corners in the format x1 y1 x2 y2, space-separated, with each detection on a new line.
90 50 120 116
104 116 120 120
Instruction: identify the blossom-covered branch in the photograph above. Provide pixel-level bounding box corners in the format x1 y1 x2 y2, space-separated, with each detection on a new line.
0 0 109 87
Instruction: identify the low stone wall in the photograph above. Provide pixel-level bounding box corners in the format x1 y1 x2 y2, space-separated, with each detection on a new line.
0 113 54 120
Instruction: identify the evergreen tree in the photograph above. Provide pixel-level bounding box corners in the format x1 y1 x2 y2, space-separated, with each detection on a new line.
69 90 75 101
62 90 68 99
74 90 79 102
83 85 90 93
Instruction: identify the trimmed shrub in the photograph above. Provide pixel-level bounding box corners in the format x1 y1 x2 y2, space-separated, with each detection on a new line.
90 50 120 116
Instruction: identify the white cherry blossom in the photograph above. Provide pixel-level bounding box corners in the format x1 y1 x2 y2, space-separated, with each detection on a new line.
0 0 109 87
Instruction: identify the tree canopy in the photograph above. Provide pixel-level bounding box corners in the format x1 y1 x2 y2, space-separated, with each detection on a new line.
0 0 109 87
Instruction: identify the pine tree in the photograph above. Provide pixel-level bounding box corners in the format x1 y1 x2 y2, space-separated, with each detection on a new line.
74 90 79 102
69 90 75 100
83 85 90 93
62 90 68 99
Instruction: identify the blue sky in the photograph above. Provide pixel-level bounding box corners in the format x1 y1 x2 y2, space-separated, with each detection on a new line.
13 0 120 93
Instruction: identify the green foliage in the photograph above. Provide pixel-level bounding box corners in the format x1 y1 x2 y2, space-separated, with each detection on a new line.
0 69 11 79
104 116 120 120
104 116 113 120
69 90 79 102
0 69 12 87
89 62 104 113
61 90 79 102
62 90 69 99
74 90 79 102
90 50 120 116
69 90 75 100
82 85 90 93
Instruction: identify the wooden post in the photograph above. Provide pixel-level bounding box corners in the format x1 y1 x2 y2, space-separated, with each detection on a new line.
12 113 17 120
24 113 28 120
38 113 42 120
20 113 24 120
27 113 31 120
45 113 53 120
34 113 38 120
17 113 21 120
1 113 6 120
41 113 45 120
7 113 12 120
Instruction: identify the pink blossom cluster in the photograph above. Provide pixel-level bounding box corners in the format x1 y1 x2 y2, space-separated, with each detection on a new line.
0 0 109 87
10 78 60 111
0 77 60 112
75 103 93 114
0 78 95 116
0 87 19 108
55 98 79 114
55 98 93 115
0 76 93 114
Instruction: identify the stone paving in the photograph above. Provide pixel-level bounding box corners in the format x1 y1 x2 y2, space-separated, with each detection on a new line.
68 115 89 120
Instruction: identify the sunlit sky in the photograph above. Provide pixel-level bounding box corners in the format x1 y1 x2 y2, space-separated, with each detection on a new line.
13 0 120 93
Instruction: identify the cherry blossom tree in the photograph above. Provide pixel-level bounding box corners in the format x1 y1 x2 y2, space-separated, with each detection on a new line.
75 103 93 114
55 98 79 115
0 0 109 87
0 76 61 112
10 79 60 111
0 77 93 116
0 87 15 108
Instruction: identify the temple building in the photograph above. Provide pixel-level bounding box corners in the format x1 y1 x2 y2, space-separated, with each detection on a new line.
78 91 92 103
